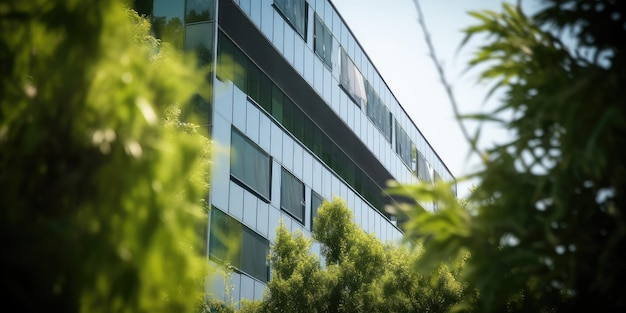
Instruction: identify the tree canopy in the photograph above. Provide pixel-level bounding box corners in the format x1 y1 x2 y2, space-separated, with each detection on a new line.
238 198 469 313
390 0 626 312
1 1 211 312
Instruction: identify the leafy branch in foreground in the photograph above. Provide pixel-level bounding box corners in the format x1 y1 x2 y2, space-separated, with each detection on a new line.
1 2 212 312
395 1 626 312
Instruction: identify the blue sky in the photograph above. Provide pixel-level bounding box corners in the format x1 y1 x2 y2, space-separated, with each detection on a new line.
331 0 542 197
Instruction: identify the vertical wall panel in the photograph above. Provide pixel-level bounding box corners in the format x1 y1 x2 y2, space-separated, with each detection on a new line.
270 123 283 163
292 144 303 179
271 159 281 209
302 152 313 188
240 275 255 301
232 88 247 131
272 11 284 53
312 160 322 192
282 134 294 170
268 206 281 242
246 102 260 144
214 79 233 122
322 169 331 200
243 191 258 229
210 115 231 210
304 48 315 85
323 68 332 104
206 269 226 302
260 0 273 39
254 281 265 301
281 212 293 232
229 182 244 220
250 0 261 27
283 27 295 66
313 57 324 96
294 36 305 74
239 0 251 15
231 274 242 309
258 114 272 153
257 201 269 237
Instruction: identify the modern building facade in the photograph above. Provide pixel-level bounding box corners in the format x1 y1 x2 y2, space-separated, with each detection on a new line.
135 0 456 305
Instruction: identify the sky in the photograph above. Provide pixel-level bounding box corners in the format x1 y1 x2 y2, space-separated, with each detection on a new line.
330 0 541 197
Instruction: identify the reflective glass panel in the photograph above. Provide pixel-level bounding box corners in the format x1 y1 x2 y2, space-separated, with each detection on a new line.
184 22 212 66
186 0 213 23
153 0 184 49
281 168 305 222
231 129 271 199
274 0 306 38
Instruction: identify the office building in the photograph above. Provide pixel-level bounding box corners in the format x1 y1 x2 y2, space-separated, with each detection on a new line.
135 0 456 304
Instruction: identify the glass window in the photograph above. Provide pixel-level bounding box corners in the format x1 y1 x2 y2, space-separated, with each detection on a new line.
185 0 213 23
258 73 272 113
271 85 284 123
281 168 305 223
340 48 366 107
273 0 307 38
217 32 234 81
209 208 269 282
310 191 324 230
395 120 413 168
234 48 247 91
153 0 184 49
314 14 333 68
184 22 213 66
209 207 241 264
417 151 432 183
365 82 392 142
247 61 261 103
231 128 271 200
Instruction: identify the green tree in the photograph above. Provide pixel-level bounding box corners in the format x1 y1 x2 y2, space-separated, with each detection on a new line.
0 1 211 312
239 198 467 313
391 0 626 312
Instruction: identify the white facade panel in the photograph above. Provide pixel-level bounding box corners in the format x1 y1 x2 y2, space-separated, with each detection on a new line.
282 133 293 170
246 101 260 143
232 87 247 131
260 0 273 40
293 143 303 179
210 115 231 210
302 152 313 188
229 182 244 220
268 205 281 242
257 201 269 238
258 113 271 153
271 159 281 209
250 0 261 28
270 123 282 163
254 281 265 301
272 11 284 53
243 190 257 229
283 27 295 67
240 275 255 301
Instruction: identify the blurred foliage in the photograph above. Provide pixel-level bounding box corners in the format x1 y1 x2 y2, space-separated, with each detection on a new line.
392 0 626 312
0 1 212 312
238 198 470 313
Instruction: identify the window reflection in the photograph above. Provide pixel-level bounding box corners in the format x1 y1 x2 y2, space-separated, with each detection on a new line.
314 14 333 68
186 0 213 23
153 0 184 49
209 208 269 282
274 0 307 38
231 128 271 200
281 168 305 223
339 48 366 108
185 22 213 66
